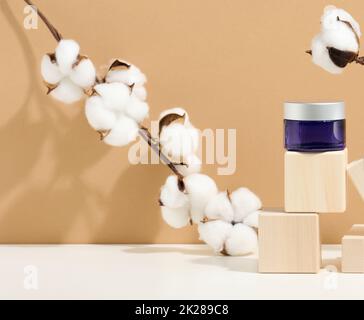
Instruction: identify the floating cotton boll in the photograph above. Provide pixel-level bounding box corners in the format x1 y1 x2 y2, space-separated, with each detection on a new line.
198 220 233 254
225 224 258 256
125 96 149 123
132 85 147 101
184 174 218 223
94 82 130 112
176 154 202 176
161 205 190 229
70 58 96 89
41 54 63 85
230 188 262 222
55 39 80 75
243 210 260 229
50 78 84 104
103 115 139 147
160 175 189 209
310 35 344 74
106 60 147 86
204 191 234 222
85 96 116 131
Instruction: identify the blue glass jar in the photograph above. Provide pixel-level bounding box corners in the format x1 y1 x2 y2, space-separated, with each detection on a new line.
284 102 346 152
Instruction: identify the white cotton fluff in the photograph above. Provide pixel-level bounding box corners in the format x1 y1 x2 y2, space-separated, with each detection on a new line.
176 154 202 176
85 96 117 131
41 54 63 85
106 64 147 87
70 58 96 89
225 224 258 256
94 83 130 112
161 205 190 229
184 174 218 223
243 210 260 229
160 175 189 209
160 123 199 163
103 115 139 147
125 96 149 123
132 85 147 101
198 220 233 253
50 78 84 104
204 191 234 222
230 188 262 222
311 35 343 74
55 39 80 75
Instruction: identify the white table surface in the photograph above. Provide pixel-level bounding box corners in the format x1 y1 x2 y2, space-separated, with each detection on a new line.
0 244 363 300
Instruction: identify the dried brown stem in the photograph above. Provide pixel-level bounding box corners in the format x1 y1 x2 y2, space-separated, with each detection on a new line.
23 0 62 42
355 56 364 65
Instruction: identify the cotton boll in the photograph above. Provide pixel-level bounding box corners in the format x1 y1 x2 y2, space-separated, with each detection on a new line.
125 96 149 123
322 23 359 53
55 39 80 75
85 96 116 131
132 85 147 101
198 220 233 254
161 206 190 229
94 83 130 111
103 115 139 147
41 54 63 85
311 35 344 74
184 174 218 223
230 188 262 222
160 124 199 163
50 78 84 104
160 175 189 209
176 154 202 176
106 64 147 87
243 210 260 229
204 192 234 222
70 58 96 89
225 224 258 256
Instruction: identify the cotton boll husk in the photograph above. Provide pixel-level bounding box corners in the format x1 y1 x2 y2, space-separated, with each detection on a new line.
50 78 84 104
41 54 63 85
176 154 202 176
132 85 147 101
160 175 189 209
159 108 190 124
225 224 258 256
230 188 262 222
94 83 130 111
184 174 218 223
125 96 149 123
103 115 139 147
161 206 190 229
204 192 234 222
160 124 199 163
70 59 96 89
243 210 260 229
311 35 344 74
106 65 147 87
198 220 233 253
55 39 80 75
85 96 116 131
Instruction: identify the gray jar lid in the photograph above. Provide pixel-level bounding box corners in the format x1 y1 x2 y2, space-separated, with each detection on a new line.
284 102 345 121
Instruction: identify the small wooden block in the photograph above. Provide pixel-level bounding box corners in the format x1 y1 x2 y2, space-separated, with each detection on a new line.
285 149 347 213
347 159 364 201
259 211 321 273
342 225 364 273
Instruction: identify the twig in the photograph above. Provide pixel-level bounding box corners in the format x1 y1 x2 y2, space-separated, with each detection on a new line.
355 56 364 65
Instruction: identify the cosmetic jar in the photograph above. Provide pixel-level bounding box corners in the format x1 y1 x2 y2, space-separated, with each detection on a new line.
284 102 346 152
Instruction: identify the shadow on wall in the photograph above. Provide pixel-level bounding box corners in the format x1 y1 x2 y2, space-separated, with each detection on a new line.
0 0 167 243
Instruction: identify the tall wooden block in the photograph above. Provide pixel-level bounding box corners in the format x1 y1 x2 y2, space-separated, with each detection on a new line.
285 149 347 213
259 211 321 273
347 159 364 201
342 225 364 273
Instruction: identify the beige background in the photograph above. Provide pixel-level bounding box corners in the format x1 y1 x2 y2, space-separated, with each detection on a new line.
0 0 363 244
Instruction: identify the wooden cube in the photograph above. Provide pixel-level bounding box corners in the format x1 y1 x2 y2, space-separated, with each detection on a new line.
259 211 321 273
342 225 364 273
347 159 364 201
285 149 347 213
